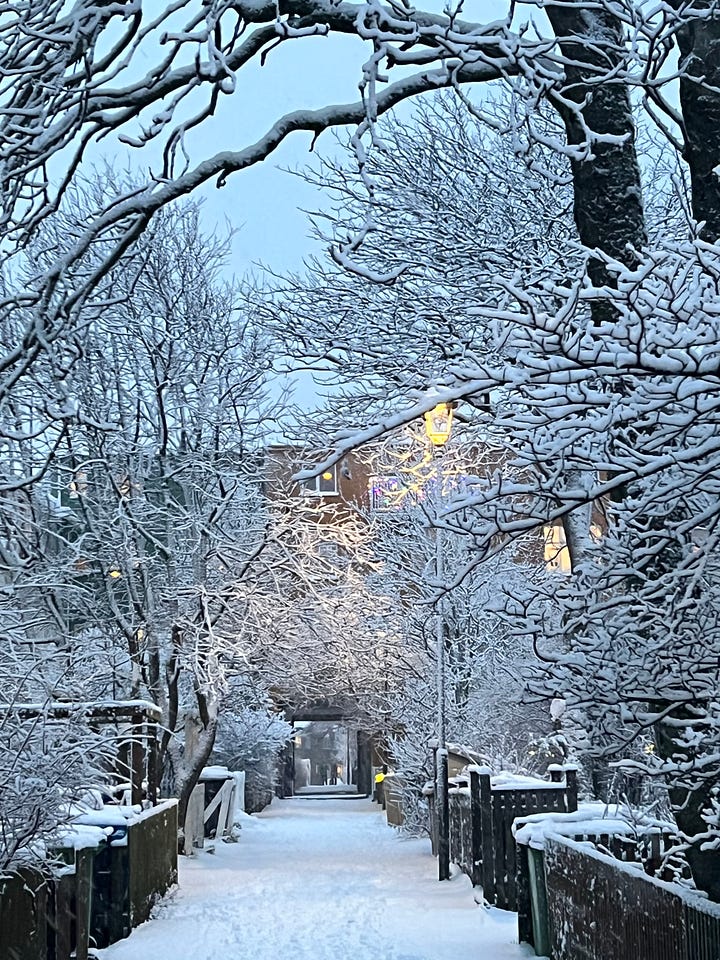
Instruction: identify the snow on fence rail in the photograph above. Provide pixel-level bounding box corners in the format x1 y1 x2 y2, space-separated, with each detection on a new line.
426 763 578 911
542 835 720 960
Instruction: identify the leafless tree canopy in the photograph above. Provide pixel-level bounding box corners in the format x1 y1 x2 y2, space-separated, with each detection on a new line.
5 0 720 899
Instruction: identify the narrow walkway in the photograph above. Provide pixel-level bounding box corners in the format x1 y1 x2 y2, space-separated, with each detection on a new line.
96 797 533 960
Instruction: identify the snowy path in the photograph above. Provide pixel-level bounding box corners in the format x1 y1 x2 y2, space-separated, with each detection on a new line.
96 797 534 960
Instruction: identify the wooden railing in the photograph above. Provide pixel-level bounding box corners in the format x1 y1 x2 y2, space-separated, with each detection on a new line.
428 764 578 910
514 813 682 951
542 836 720 960
183 768 239 853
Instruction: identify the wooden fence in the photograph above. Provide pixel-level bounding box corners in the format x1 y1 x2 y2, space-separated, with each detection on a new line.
0 848 97 960
0 802 178 960
383 776 404 827
91 800 178 948
543 836 720 960
183 769 238 853
429 765 578 911
515 818 681 951
0 869 50 960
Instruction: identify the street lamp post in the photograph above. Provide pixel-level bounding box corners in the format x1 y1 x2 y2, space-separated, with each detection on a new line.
424 401 454 882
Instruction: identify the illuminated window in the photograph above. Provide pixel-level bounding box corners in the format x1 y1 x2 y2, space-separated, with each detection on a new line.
304 466 338 495
68 470 88 499
544 524 571 573
370 476 404 511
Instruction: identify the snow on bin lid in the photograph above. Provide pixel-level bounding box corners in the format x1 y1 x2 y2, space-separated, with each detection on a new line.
200 765 234 781
53 823 113 850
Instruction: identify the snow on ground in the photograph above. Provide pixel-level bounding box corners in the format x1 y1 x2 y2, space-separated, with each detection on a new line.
95 797 534 960
293 783 358 795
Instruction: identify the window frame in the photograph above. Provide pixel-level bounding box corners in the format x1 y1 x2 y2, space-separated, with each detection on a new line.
304 465 339 496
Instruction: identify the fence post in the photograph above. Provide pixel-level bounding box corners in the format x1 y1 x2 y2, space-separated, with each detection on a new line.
469 768 483 887
438 749 450 881
564 766 578 813
75 848 93 960
429 744 438 856
183 784 205 854
130 711 144 806
50 871 72 960
217 779 234 838
427 788 438 856
147 723 159 804
479 769 495 902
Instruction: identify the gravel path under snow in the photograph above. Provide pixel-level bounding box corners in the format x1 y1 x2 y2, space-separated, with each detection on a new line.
96 797 534 960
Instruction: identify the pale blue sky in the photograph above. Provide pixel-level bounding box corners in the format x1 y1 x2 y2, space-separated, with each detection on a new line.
193 32 371 274
114 1 531 409
164 1 523 275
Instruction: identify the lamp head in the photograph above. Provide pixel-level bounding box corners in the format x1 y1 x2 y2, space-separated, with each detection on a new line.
424 402 455 446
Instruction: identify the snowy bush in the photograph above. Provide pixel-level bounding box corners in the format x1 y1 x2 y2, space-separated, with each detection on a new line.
0 711 109 874
213 705 293 814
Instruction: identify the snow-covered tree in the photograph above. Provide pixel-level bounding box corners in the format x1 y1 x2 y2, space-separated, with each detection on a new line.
6 0 720 900
258 72 720 896
348 429 549 788
2 0 711 445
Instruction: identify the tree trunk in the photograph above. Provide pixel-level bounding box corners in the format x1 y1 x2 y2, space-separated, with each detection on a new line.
674 2 720 240
546 6 647 296
545 5 720 899
545 5 647 563
175 699 219 835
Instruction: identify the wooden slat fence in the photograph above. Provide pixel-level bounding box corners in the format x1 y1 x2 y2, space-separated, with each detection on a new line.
384 776 405 827
184 771 237 852
486 769 578 911
448 783 471 873
0 869 48 960
202 777 235 840
544 836 720 960
432 765 578 910
0 852 96 960
516 820 683 949
91 800 178 948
